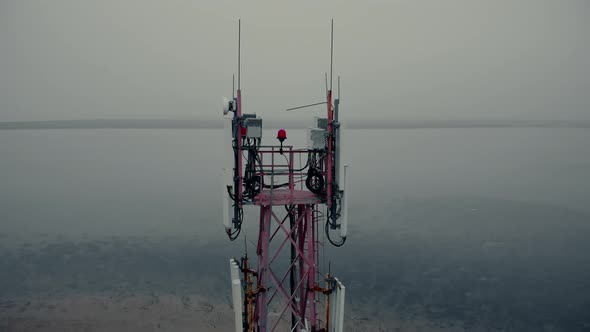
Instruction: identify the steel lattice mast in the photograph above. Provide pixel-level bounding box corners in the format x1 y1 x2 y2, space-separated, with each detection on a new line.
222 20 349 332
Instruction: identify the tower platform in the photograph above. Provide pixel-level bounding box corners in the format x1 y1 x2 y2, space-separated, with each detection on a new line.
253 189 323 206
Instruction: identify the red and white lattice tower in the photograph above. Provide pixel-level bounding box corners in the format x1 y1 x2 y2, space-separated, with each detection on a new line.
222 20 348 332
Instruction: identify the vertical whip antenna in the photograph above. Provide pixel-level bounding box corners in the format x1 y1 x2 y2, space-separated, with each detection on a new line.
330 19 334 92
238 19 241 90
337 76 340 100
232 74 235 99
325 73 328 98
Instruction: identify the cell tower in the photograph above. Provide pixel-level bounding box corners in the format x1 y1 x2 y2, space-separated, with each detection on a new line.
221 20 349 332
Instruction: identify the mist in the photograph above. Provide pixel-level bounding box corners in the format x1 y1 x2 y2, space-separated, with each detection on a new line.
1 0 589 124
1 2 590 331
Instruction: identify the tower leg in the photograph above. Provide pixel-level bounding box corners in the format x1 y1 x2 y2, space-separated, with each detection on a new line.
307 205 316 330
289 206 297 330
256 205 271 331
298 205 306 322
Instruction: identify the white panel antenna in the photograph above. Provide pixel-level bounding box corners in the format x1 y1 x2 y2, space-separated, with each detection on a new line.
222 167 232 230
230 259 243 332
340 164 349 238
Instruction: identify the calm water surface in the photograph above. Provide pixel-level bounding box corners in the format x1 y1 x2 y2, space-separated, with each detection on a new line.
1 128 589 330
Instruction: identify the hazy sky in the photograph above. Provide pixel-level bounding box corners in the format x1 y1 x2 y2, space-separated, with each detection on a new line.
1 0 588 123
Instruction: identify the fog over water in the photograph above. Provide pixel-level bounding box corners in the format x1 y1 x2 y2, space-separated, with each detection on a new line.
2 1 590 329
1 128 589 331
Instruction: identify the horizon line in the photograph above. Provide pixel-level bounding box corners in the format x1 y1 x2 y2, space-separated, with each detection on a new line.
1 118 589 130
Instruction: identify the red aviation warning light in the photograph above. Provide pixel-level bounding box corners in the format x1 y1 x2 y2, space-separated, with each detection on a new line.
277 128 287 154
277 128 287 141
